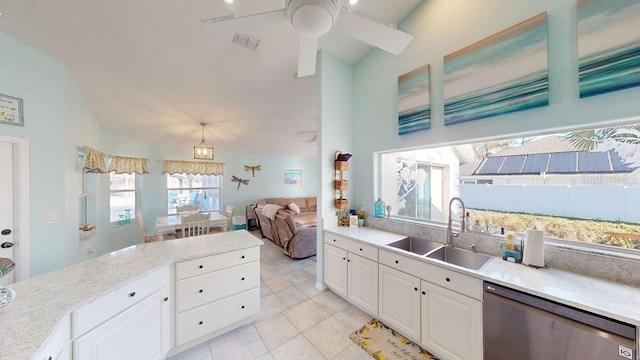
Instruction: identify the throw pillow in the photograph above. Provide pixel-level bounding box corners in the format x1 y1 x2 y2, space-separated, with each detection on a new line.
288 203 301 214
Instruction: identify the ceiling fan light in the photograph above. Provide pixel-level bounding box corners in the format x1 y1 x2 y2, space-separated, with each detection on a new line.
349 0 359 5
286 0 339 38
223 0 234 4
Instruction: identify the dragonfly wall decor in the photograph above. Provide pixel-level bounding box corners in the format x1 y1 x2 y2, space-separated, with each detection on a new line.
244 165 261 177
231 175 250 190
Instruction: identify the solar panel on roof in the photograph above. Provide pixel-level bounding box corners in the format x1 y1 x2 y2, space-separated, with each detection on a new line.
548 152 577 173
522 153 550 174
578 151 610 173
609 150 637 172
499 155 526 174
475 157 505 175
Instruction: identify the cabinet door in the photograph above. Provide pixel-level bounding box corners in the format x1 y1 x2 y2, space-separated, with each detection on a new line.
378 265 421 342
421 280 482 360
347 253 378 315
324 244 348 297
74 287 170 360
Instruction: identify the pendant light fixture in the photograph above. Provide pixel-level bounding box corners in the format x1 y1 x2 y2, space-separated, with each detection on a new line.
193 122 214 160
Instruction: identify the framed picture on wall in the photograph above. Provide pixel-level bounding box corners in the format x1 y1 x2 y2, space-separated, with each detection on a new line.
0 93 24 127
283 170 302 187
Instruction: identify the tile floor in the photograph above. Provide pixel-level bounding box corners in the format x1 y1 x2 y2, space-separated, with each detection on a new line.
169 234 373 360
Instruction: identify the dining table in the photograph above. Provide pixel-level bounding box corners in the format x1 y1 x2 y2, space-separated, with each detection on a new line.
155 212 229 240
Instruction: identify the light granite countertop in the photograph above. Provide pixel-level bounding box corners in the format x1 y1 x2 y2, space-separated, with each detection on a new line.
325 227 640 327
0 230 263 360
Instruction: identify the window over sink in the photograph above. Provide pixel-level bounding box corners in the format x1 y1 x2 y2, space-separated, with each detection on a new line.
378 121 640 252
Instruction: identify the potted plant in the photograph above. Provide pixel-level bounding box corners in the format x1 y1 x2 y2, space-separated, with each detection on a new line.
357 208 366 226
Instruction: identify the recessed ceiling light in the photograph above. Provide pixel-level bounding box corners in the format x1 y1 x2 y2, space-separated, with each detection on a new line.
224 0 234 4
349 0 359 5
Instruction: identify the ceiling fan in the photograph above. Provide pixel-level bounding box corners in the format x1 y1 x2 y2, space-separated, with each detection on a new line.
202 0 414 77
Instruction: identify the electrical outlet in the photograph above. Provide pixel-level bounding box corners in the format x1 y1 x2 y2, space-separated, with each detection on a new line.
87 248 94 256
42 212 59 224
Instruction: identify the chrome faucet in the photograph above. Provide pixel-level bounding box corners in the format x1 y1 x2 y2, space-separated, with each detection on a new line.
447 197 466 246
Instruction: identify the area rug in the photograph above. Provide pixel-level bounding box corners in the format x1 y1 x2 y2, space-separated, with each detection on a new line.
350 319 439 360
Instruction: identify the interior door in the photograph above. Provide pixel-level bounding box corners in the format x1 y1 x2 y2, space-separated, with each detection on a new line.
0 141 15 285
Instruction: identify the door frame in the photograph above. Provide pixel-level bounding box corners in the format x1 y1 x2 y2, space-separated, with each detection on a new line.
0 135 30 281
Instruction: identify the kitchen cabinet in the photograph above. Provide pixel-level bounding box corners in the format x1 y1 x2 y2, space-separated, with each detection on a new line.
36 317 70 360
421 280 482 360
378 264 421 341
174 247 260 346
74 287 170 360
324 233 379 315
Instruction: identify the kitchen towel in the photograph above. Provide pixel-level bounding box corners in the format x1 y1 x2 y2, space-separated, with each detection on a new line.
523 228 545 268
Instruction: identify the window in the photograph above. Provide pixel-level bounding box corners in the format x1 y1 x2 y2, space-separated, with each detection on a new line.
378 122 640 252
109 173 137 223
166 173 221 214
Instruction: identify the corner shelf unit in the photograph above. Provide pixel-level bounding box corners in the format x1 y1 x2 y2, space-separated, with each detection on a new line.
334 151 349 209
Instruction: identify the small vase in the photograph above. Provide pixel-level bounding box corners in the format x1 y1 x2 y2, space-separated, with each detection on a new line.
386 205 392 217
374 198 386 217
358 219 365 227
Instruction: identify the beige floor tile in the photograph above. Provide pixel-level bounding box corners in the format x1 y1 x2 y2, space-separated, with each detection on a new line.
274 285 309 308
284 299 331 332
261 264 287 280
331 343 372 360
332 305 374 332
302 317 353 359
256 293 288 321
294 279 324 298
263 274 293 293
311 290 350 315
168 343 212 360
271 334 325 360
284 268 315 284
254 353 275 360
260 281 274 298
208 324 269 359
255 313 300 350
303 263 317 276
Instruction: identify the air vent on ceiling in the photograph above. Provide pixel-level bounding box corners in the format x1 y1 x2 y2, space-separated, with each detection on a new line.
232 33 260 51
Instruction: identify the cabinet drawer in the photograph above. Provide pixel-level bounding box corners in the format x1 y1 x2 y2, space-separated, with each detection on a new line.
422 263 483 301
176 247 260 280
175 287 260 346
325 233 378 261
176 261 260 313
35 316 70 360
72 266 169 338
379 249 426 277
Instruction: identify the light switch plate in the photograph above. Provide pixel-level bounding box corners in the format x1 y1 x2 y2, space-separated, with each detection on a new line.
43 212 59 224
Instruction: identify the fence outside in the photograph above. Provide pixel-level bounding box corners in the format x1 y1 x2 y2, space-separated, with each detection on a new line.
460 184 640 223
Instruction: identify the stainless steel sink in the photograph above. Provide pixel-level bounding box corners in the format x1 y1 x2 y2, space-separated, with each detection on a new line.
426 246 492 270
386 237 443 256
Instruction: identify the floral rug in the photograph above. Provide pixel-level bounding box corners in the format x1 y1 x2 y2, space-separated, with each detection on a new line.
350 319 439 360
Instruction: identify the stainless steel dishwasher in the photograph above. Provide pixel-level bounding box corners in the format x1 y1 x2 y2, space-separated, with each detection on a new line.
483 281 636 360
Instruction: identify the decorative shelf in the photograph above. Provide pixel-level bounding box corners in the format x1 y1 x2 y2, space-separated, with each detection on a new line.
334 151 349 209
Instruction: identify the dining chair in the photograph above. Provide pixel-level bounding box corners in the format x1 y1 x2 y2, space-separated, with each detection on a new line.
176 204 199 214
211 205 234 233
177 213 210 238
137 211 177 243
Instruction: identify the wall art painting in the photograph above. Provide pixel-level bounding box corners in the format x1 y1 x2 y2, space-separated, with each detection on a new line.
443 12 549 126
578 0 640 98
283 170 302 187
398 64 431 135
0 93 24 127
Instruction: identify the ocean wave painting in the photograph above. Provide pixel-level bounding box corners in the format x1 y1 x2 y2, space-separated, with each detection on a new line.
398 64 430 135
578 0 640 98
444 12 549 126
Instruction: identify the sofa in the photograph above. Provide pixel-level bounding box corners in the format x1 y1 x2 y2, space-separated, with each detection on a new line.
253 197 317 259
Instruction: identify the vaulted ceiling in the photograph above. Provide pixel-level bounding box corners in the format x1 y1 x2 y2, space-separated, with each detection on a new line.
0 0 421 157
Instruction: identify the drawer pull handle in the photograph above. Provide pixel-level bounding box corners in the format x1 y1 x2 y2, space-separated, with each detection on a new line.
241 277 245 281
47 357 52 360
395 260 399 264
347 259 351 262
241 305 245 309
129 292 136 298
199 265 203 269
414 287 418 291
421 291 426 295
343 257 346 261
164 297 169 302
359 248 363 251
241 255 245 259
199 289 204 293
333 239 336 242
446 277 450 282
199 321 204 325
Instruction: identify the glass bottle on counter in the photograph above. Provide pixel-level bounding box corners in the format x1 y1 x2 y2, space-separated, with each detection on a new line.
374 198 386 217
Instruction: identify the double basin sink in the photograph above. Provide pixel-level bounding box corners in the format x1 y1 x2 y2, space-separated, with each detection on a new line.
385 237 493 270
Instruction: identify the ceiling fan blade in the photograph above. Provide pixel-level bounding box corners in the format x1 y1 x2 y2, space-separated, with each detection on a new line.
297 36 319 77
333 8 413 55
201 9 287 35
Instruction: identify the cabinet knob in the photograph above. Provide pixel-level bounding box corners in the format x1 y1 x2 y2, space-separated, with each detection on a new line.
199 289 204 293
359 248 363 251
47 357 52 360
199 321 204 325
446 277 450 282
414 287 418 291
241 277 245 281
241 305 245 309
347 259 351 262
333 239 336 242
421 291 426 295
164 297 169 302
129 292 136 298
241 255 245 259
199 265 203 269
395 260 399 264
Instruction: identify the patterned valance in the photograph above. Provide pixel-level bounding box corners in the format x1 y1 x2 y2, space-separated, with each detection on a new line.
162 160 224 175
82 147 107 174
109 155 149 174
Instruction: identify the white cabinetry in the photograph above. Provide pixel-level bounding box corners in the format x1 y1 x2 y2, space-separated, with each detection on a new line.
421 280 482 360
175 247 261 347
72 267 170 360
378 264 421 341
36 317 71 360
324 233 378 315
